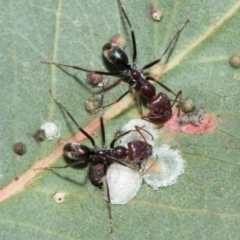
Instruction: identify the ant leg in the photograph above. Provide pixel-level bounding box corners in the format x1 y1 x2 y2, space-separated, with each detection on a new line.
137 94 143 116
99 82 108 147
104 178 114 233
140 115 164 128
34 160 86 171
141 19 189 71
102 163 114 233
118 0 137 62
99 78 123 93
93 83 137 113
108 156 136 170
100 115 107 146
49 90 96 148
140 155 158 176
42 60 121 76
146 76 179 97
171 90 182 116
50 161 86 169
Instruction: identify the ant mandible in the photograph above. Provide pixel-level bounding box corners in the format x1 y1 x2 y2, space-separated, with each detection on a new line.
49 90 153 233
42 0 189 123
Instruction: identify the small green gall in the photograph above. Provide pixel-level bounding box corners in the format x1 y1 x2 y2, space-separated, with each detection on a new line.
229 55 240 69
86 72 103 86
180 98 195 113
85 97 101 113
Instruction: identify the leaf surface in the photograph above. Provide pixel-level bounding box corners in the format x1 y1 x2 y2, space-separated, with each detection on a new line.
1 0 240 239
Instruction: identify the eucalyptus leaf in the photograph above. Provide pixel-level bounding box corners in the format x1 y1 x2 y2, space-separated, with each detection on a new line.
1 0 240 239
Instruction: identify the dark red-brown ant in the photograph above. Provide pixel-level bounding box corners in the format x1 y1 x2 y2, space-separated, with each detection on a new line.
42 0 189 122
49 90 153 233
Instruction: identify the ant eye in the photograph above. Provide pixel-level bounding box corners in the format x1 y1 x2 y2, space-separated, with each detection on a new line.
40 121 61 140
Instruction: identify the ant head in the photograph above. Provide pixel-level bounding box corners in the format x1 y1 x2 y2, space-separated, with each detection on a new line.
102 43 130 69
128 140 152 163
63 143 93 163
147 93 172 120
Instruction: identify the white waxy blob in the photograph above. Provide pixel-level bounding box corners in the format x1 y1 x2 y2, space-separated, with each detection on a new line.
142 145 185 190
106 163 142 204
53 192 66 203
40 121 61 140
119 118 158 147
152 9 163 21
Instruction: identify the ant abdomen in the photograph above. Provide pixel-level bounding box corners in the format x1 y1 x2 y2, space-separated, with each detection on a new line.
89 163 105 188
63 143 92 161
102 43 129 69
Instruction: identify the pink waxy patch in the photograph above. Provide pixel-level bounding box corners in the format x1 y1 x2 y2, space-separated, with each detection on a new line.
164 110 216 134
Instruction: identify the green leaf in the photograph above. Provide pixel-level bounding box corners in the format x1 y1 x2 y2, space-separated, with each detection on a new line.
1 0 240 239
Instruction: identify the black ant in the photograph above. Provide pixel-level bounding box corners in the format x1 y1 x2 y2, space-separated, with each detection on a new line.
49 90 153 233
42 0 189 123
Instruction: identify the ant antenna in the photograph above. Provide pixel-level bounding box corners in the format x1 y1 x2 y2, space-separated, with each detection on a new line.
41 60 121 76
141 19 189 71
134 125 154 142
117 0 137 62
110 125 154 148
49 90 96 148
